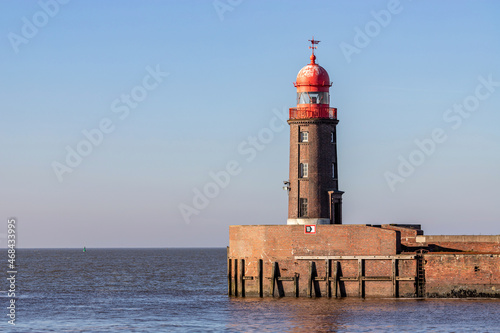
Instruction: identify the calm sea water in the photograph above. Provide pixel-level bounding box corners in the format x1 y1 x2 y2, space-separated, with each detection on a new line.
1 248 499 332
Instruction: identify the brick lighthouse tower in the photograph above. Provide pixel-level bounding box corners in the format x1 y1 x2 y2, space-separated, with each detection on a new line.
286 38 344 225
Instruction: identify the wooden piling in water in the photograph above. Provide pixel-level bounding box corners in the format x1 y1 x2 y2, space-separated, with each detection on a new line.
227 256 232 296
326 259 331 297
332 261 338 298
239 259 244 297
258 259 263 297
270 261 277 297
358 259 364 298
307 261 313 297
233 259 238 297
294 273 299 297
392 259 397 298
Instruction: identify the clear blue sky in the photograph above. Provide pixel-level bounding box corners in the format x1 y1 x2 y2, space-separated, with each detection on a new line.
1 0 499 248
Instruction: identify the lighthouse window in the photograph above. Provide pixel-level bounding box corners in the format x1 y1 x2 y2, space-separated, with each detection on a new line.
331 132 334 143
299 198 308 217
300 163 308 178
300 131 308 142
332 162 337 179
297 92 329 104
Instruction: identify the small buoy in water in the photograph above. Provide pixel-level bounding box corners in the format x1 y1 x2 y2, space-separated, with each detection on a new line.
83 247 86 253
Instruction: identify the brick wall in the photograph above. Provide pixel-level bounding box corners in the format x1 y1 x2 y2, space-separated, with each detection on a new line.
381 224 423 247
229 224 399 259
424 254 500 297
417 235 500 253
228 224 408 297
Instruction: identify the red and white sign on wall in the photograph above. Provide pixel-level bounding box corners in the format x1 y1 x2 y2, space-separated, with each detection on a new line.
304 225 316 234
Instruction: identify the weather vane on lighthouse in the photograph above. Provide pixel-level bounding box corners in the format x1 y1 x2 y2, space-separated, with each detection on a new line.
308 37 320 62
309 37 320 53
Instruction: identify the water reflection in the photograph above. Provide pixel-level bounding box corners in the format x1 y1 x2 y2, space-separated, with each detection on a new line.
227 297 500 333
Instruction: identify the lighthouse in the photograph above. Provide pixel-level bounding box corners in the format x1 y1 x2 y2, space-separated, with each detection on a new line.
286 38 344 225
227 40 500 300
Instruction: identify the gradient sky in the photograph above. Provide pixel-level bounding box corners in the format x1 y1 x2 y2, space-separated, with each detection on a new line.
1 0 499 248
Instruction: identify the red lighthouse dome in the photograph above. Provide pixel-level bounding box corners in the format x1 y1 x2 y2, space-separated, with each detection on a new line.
290 38 336 120
295 55 331 92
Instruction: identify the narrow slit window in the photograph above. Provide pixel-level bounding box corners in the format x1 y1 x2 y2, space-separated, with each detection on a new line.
299 198 308 217
300 163 308 178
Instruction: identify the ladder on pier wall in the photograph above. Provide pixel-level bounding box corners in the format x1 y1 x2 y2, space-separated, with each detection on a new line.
227 254 418 298
416 254 426 297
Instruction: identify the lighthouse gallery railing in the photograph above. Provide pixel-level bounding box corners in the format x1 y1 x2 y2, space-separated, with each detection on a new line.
289 106 337 120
